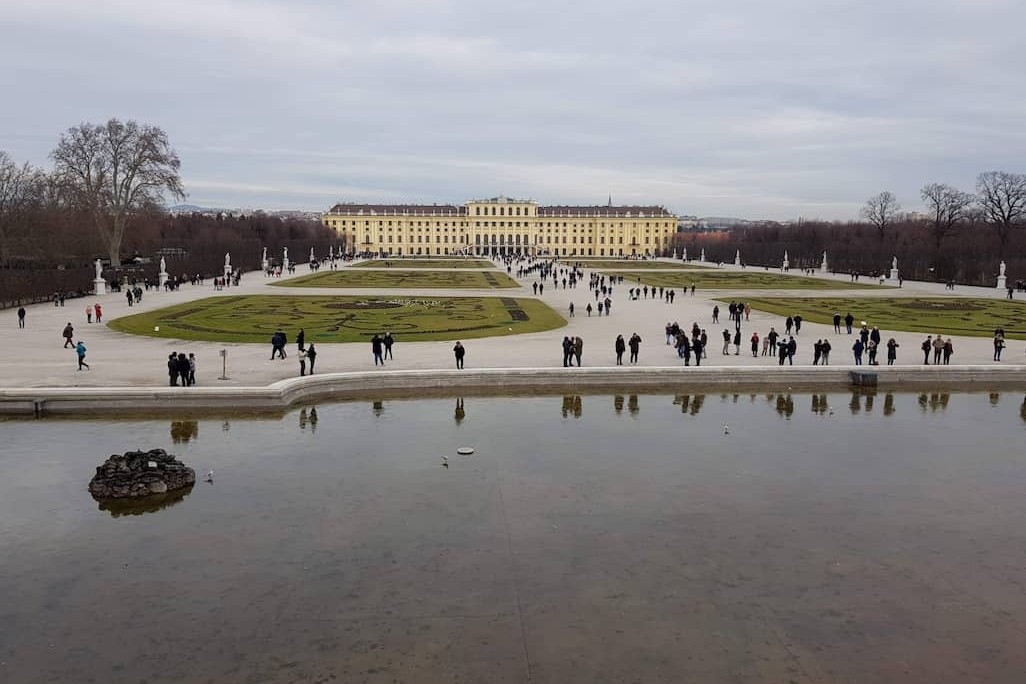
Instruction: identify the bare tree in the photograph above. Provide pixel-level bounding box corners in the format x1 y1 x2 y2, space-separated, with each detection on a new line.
920 183 975 248
51 119 184 266
860 191 901 241
976 171 1026 251
0 151 46 263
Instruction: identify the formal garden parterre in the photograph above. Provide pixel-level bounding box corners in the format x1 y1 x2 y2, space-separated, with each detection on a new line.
108 295 566 343
273 269 519 289
603 270 883 290
739 296 1026 339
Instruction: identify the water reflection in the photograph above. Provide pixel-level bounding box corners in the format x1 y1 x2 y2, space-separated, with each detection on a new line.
811 394 828 415
95 486 193 518
372 400 385 417
614 395 624 414
561 395 582 419
454 398 465 425
775 394 794 419
628 394 639 415
672 394 705 415
170 420 198 443
884 392 896 416
918 392 950 413
990 392 1001 406
299 407 319 432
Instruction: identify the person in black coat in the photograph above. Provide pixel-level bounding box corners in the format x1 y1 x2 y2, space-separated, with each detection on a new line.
614 335 626 365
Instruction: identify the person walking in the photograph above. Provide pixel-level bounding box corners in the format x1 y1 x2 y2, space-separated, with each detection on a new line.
299 348 308 376
793 314 803 335
833 312 841 333
62 322 75 348
732 329 741 355
993 332 1005 361
371 333 385 365
453 341 465 369
786 337 797 365
306 344 317 374
176 352 191 386
586 303 593 317
569 302 575 317
867 339 878 365
17 306 26 329
844 312 854 334
821 339 831 365
383 332 395 360
628 333 641 364
712 305 719 323
86 305 93 324
886 339 899 365
168 353 179 386
94 303 102 323
721 329 730 355
784 316 793 335
615 334 626 365
942 338 953 365
691 336 703 366
75 340 89 370
932 334 944 365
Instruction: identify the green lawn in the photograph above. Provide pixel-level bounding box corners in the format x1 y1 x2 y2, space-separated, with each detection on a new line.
352 259 495 269
603 270 880 290
562 259 710 270
273 269 519 289
740 296 1026 340
109 295 566 343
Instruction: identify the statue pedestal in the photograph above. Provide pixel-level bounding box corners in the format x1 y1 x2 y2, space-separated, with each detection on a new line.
890 268 899 281
283 258 291 272
997 275 1007 290
223 265 232 278
93 278 107 296
261 259 269 272
158 272 168 290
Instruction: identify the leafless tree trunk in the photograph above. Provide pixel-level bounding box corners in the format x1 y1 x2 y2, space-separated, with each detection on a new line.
976 171 1026 253
921 183 975 249
51 119 185 267
860 191 901 242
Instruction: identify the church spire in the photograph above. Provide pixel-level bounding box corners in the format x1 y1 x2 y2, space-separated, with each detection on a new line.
607 194 612 207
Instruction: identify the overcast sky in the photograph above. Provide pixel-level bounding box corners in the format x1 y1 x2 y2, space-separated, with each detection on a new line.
2 0 1024 220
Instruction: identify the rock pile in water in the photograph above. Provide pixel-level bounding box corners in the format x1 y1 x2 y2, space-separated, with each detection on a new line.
88 448 196 500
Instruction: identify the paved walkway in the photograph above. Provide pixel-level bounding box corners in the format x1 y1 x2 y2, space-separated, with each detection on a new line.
2 259 1021 388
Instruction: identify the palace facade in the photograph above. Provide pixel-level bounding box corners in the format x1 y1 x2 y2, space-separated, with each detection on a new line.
322 197 677 258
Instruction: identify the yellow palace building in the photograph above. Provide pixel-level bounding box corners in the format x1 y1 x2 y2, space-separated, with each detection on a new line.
322 196 677 258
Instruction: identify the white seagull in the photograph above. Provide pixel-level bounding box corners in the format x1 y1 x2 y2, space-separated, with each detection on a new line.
204 470 214 483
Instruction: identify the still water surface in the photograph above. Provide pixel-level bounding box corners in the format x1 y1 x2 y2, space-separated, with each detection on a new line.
1 391 1025 683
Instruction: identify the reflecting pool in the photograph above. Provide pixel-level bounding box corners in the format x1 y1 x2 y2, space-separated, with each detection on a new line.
2 391 1026 683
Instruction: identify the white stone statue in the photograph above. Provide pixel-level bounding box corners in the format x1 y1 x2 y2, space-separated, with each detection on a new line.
783 250 789 269
821 251 828 270
309 247 315 262
892 256 898 270
94 258 103 280
159 256 167 274
328 245 334 259
700 248 705 262
683 247 688 261
1000 261 1006 276
262 247 267 262
283 246 289 261
734 249 741 266
225 252 231 267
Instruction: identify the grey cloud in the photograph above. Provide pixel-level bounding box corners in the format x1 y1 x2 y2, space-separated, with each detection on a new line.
1 0 1024 219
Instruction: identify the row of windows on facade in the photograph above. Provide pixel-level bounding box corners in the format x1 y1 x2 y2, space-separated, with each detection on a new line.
361 234 666 245
363 247 655 257
330 220 671 229
474 206 530 216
